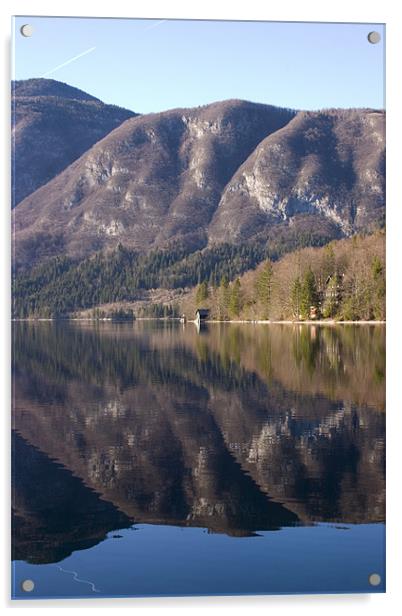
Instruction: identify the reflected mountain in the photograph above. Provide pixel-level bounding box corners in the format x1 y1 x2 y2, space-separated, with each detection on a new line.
12 321 385 564
12 431 132 564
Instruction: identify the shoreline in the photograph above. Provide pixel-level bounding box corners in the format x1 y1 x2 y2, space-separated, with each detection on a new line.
12 317 386 325
205 319 386 325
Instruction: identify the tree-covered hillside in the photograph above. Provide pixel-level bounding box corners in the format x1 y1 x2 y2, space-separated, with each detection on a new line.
187 231 385 322
12 241 265 317
13 231 385 321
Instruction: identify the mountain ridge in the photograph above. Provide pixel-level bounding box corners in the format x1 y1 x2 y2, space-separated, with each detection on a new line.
12 79 385 279
12 77 102 102
209 108 385 243
12 78 137 207
13 96 296 265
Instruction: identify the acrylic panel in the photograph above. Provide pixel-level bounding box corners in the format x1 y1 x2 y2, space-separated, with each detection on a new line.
11 16 386 599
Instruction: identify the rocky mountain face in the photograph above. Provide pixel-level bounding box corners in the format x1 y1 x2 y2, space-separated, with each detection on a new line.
13 98 295 266
12 78 136 207
12 79 385 268
209 109 385 242
12 431 132 564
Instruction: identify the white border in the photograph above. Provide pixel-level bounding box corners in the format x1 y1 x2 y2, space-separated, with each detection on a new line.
1 1 401 614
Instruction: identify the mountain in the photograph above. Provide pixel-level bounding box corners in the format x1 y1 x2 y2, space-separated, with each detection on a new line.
12 95 385 270
209 109 385 243
12 100 295 266
12 78 102 101
12 431 132 564
12 78 136 207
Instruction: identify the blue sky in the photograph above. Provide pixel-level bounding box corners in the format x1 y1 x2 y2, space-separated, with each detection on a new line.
13 17 385 113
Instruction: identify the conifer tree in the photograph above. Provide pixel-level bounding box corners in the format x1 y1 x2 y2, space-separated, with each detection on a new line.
196 280 209 305
255 260 273 318
371 256 385 320
291 277 302 319
300 268 318 319
217 275 230 320
229 278 242 318
322 274 340 318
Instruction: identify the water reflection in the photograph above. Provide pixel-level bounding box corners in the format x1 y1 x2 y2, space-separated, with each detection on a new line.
12 321 385 564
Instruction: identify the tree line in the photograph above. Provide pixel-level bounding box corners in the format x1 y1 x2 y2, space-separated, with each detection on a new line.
13 230 384 321
12 242 265 317
16 226 308 318
189 232 385 321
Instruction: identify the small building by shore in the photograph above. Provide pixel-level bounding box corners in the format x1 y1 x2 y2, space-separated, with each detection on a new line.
195 308 209 325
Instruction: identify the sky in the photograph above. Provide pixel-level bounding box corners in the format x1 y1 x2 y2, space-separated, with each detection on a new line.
12 17 385 114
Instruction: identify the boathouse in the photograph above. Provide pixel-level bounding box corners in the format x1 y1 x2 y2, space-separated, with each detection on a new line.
195 308 209 325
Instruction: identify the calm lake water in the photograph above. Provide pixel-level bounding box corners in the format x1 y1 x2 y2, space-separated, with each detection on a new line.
11 321 385 598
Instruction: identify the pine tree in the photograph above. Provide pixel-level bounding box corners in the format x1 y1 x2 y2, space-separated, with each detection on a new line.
371 256 385 320
217 275 230 320
228 278 242 319
291 277 302 319
322 244 336 278
300 268 318 319
219 274 228 288
196 280 209 305
255 260 273 318
213 264 219 288
322 274 340 318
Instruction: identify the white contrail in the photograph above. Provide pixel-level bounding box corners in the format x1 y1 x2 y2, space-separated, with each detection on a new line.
143 19 166 31
41 47 96 78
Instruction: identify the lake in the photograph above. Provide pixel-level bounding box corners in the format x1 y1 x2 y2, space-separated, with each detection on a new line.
11 321 385 598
